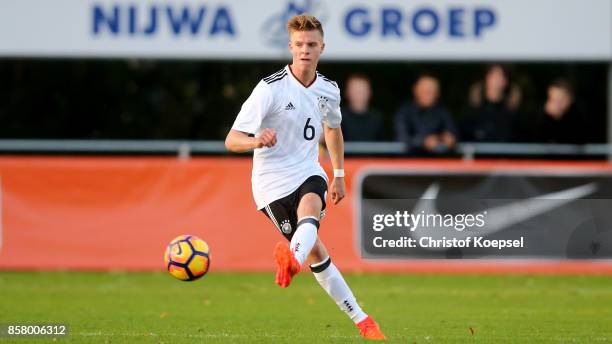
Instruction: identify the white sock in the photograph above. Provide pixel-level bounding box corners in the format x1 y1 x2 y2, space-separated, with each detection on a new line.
311 257 368 324
290 217 319 265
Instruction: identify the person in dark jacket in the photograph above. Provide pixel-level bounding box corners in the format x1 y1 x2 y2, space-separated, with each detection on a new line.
340 74 386 141
460 64 522 142
534 79 586 144
394 74 458 154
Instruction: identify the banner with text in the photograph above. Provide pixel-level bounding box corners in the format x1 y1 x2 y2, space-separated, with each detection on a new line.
0 0 610 60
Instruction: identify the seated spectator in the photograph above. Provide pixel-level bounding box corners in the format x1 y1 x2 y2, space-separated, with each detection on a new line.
340 74 386 141
460 64 522 142
394 74 458 154
533 79 586 144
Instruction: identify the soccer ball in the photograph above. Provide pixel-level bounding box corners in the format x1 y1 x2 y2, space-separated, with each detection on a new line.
164 235 210 281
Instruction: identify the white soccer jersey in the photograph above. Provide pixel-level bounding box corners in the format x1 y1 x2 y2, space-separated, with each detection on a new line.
232 65 342 209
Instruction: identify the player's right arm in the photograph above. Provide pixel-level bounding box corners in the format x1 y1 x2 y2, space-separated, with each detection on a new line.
225 128 277 153
226 80 276 153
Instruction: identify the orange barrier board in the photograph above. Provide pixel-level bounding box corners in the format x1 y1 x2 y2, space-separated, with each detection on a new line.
1 156 612 274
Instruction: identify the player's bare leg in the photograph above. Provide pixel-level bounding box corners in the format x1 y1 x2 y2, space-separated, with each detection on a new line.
273 193 321 287
308 240 386 340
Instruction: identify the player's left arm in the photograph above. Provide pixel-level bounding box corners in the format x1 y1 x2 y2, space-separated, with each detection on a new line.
324 124 345 205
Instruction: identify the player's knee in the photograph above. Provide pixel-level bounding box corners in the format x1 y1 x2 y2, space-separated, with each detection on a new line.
298 193 323 217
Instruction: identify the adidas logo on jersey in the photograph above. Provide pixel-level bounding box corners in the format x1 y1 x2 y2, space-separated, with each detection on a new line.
285 102 296 111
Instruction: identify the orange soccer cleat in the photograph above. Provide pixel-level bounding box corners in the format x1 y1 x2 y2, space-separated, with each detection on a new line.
356 316 387 340
273 241 300 288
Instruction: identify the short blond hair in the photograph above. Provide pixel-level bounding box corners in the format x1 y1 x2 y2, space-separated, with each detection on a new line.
286 14 324 37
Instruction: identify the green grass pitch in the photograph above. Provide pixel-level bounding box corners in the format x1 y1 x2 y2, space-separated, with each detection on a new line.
0 271 611 343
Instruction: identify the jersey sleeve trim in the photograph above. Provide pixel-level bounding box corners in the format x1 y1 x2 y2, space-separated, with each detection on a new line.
264 68 288 84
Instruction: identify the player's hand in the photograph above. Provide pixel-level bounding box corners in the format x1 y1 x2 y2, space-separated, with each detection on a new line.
254 128 277 148
330 177 346 205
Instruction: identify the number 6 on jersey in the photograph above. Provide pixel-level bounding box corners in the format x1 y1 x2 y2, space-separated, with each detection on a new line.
304 118 315 140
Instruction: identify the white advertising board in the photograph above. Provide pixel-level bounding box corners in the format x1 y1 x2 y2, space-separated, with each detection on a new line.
0 0 610 60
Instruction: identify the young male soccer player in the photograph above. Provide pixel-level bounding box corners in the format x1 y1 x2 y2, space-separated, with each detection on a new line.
225 14 386 340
